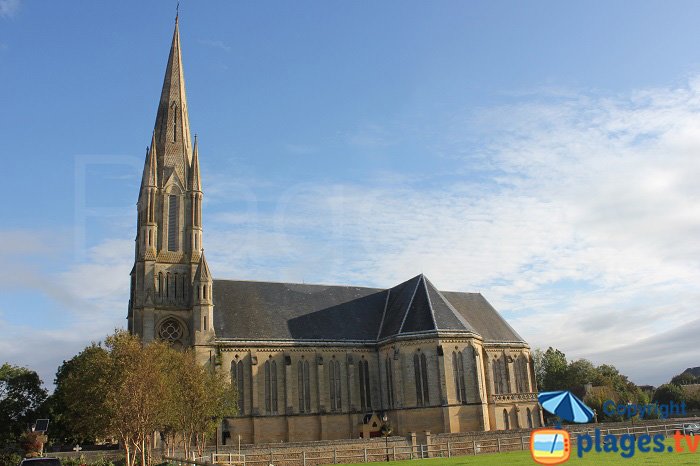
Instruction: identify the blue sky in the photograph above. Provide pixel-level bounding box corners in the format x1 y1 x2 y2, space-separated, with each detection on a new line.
2 0 700 388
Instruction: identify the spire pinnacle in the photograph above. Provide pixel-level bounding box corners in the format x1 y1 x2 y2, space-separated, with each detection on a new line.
140 132 158 189
153 16 192 186
189 134 202 192
194 249 212 282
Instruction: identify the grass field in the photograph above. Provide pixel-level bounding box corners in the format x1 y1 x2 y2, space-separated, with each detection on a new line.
339 439 698 465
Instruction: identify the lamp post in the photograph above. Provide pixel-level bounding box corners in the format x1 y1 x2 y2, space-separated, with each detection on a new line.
380 413 393 462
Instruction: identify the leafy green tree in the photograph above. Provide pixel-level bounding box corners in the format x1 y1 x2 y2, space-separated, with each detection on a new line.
535 347 569 391
565 359 597 398
49 344 112 444
671 372 698 386
0 363 48 444
50 330 238 466
165 350 237 458
653 383 685 405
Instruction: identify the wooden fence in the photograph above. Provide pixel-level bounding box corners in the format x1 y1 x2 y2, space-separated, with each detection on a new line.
164 419 697 466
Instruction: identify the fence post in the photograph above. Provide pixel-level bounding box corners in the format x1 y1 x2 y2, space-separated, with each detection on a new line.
521 435 525 450
302 451 306 466
472 440 476 455
364 448 368 463
269 450 273 464
497 438 501 452
333 447 337 464
447 441 451 458
392 446 396 461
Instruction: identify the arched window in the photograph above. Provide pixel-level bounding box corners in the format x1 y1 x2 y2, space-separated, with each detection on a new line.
167 195 178 251
298 360 310 413
329 359 342 412
264 359 278 414
166 273 170 298
453 351 467 404
492 356 509 394
158 272 163 296
527 408 533 428
271 360 278 413
174 273 178 300
503 409 510 430
232 359 244 415
358 359 371 412
421 353 429 404
414 352 430 406
385 357 394 408
523 357 532 392
203 285 207 300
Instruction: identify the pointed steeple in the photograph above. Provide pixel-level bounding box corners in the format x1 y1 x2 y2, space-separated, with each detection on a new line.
141 132 158 189
189 134 202 192
193 250 212 282
153 17 192 187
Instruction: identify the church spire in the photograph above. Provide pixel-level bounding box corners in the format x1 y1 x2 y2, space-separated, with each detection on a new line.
153 17 192 186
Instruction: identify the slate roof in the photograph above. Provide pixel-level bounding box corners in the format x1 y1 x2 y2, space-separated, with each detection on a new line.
212 274 525 344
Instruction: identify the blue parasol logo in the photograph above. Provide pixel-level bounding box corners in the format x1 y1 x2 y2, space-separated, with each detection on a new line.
538 390 594 424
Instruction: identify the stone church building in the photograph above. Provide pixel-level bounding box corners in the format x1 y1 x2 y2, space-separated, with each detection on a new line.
128 19 541 444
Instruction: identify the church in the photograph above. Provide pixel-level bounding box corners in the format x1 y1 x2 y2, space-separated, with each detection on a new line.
128 18 541 444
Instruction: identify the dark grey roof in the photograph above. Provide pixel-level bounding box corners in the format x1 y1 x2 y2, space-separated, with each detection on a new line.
212 275 525 344
441 291 524 342
213 280 386 341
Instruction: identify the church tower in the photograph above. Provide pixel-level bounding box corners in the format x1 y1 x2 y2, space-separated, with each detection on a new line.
128 17 214 348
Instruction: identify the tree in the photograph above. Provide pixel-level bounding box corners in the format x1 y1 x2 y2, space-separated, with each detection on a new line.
50 330 238 466
653 383 685 405
166 350 237 458
48 344 113 444
565 359 597 398
534 347 569 391
0 363 48 444
105 331 173 466
671 372 698 386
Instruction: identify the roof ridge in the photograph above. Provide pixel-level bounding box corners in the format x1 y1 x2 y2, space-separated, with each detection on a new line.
424 276 475 332
422 275 438 330
213 277 383 290
398 275 422 334
376 289 391 340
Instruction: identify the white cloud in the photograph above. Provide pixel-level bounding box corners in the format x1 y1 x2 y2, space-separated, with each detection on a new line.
206 78 700 385
0 0 20 18
5 77 700 389
0 233 130 390
197 39 231 52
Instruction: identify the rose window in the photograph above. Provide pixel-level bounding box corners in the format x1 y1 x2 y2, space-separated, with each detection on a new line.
158 318 183 342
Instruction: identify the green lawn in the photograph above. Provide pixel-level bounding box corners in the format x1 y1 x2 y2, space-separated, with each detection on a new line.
338 439 698 465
